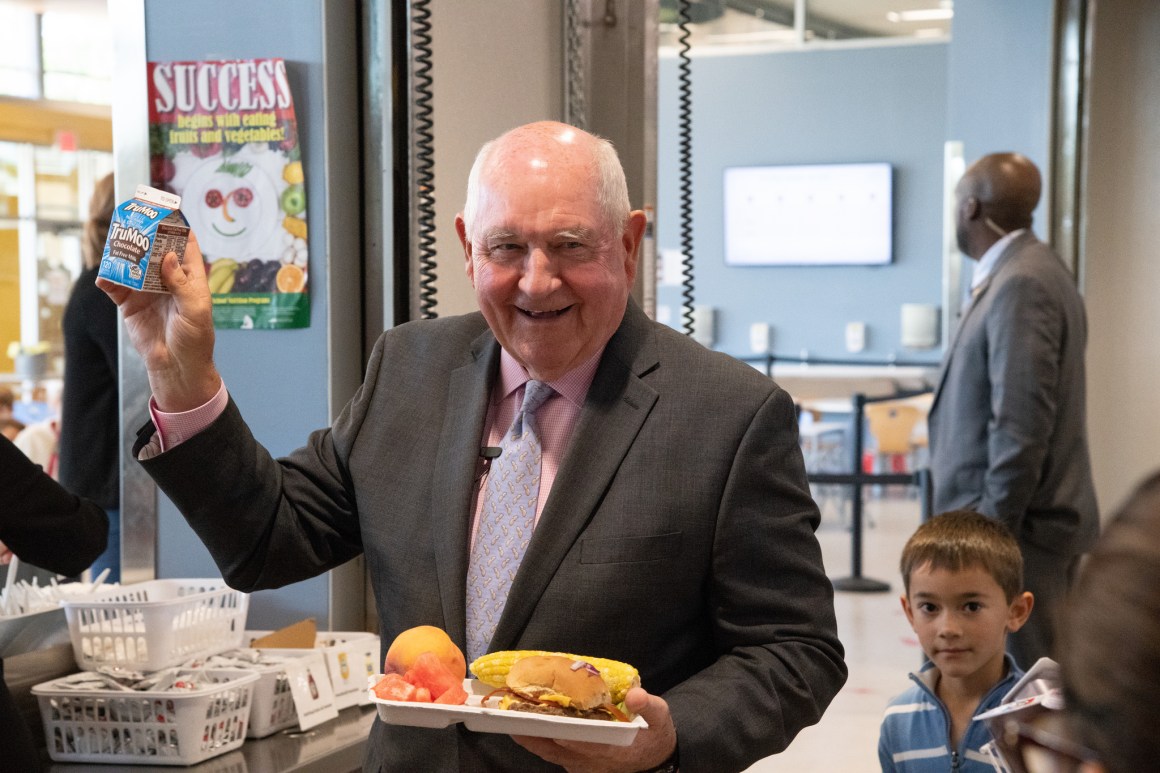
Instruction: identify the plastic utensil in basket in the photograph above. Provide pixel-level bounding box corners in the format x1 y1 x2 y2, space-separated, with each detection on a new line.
63 579 249 672
33 668 259 766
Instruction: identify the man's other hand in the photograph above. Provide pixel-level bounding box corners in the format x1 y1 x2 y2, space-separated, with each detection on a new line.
511 686 677 773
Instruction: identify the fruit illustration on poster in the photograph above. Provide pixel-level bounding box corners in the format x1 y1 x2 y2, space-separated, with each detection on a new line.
161 142 309 295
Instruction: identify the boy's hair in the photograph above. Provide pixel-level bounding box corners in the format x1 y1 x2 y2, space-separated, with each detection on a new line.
900 510 1023 602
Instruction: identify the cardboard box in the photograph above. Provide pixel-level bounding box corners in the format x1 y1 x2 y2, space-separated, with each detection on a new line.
249 618 317 649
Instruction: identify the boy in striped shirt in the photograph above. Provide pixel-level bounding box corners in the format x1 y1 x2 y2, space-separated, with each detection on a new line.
879 511 1034 771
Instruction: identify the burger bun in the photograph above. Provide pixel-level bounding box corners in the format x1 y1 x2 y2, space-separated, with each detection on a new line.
506 655 611 711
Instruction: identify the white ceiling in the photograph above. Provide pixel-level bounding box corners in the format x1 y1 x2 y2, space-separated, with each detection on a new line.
661 1 953 49
0 0 105 13
801 0 952 37
0 0 953 45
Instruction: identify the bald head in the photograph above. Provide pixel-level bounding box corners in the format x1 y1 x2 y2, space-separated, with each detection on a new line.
461 121 631 239
958 152 1042 232
954 152 1042 259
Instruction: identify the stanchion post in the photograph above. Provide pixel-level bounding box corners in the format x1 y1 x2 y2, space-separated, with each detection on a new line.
831 392 891 593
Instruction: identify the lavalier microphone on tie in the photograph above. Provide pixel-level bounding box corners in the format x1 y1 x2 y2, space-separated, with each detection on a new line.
475 446 503 483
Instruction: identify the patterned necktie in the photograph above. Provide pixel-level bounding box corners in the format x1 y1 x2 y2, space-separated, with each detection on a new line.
466 380 555 663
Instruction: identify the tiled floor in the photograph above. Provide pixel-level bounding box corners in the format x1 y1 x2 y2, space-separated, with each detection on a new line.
746 494 925 772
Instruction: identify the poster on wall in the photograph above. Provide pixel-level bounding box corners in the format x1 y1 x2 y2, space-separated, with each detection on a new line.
147 58 309 329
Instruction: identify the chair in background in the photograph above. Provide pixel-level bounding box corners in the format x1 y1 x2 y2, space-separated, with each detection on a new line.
864 401 922 498
906 392 933 471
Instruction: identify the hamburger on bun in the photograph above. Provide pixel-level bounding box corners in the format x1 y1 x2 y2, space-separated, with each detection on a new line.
497 655 628 721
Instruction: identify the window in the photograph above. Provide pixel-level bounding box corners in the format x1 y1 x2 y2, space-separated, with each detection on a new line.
0 8 41 99
0 6 112 104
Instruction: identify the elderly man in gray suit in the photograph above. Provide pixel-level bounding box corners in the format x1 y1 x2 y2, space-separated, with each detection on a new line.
928 152 1099 668
100 121 845 772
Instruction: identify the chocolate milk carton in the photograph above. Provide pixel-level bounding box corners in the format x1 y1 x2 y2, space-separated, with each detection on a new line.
98 185 190 292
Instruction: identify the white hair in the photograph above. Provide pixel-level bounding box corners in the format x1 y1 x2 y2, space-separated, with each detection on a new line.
461 126 631 239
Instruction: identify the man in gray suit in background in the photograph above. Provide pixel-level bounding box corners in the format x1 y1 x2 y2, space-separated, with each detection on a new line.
928 152 1098 667
100 121 846 772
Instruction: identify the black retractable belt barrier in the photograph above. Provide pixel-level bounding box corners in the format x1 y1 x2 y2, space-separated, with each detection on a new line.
807 392 934 593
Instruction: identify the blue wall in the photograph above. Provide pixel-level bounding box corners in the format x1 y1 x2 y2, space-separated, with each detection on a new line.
947 0 1054 181
145 0 350 630
658 42 949 362
945 0 1056 295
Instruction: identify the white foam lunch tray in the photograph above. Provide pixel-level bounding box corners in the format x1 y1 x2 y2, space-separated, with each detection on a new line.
368 676 647 746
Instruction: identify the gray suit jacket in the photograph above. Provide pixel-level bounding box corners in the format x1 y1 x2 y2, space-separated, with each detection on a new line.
141 301 846 772
928 233 1098 554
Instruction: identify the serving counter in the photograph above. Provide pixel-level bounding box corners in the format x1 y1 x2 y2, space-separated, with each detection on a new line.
3 641 373 772
43 703 375 773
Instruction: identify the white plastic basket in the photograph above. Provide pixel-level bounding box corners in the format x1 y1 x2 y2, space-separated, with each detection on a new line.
33 668 259 766
63 579 249 672
245 657 300 739
199 648 329 738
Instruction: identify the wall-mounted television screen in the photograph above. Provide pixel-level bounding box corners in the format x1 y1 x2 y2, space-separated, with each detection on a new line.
724 162 893 266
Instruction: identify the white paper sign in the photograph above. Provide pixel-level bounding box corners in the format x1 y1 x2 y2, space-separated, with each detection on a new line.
319 633 381 708
284 651 339 730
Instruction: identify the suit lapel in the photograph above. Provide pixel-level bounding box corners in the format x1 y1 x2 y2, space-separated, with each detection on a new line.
932 275 990 410
931 233 1034 412
489 302 659 652
431 329 500 647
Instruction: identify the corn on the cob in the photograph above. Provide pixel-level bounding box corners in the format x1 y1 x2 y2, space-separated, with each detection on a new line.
470 650 641 703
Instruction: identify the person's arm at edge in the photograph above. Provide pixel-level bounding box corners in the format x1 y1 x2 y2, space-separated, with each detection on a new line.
511 688 677 773
0 435 108 575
